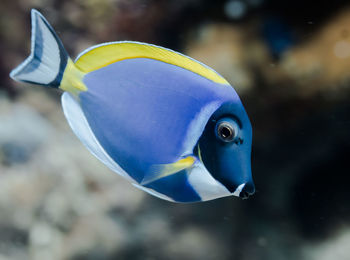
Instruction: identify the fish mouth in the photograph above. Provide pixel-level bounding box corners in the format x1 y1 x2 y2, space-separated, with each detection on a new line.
232 183 246 197
232 183 255 199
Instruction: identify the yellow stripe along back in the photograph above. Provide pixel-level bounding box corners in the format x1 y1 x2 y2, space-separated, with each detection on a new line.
74 42 229 85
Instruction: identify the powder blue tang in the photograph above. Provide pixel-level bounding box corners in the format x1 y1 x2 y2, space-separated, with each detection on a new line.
10 9 255 202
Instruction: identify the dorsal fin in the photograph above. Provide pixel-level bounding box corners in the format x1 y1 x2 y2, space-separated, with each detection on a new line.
74 41 229 85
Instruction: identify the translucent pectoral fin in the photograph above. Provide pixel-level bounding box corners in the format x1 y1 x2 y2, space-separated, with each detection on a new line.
140 156 196 185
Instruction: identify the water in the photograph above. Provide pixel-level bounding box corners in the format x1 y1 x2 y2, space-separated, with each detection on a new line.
1 0 350 259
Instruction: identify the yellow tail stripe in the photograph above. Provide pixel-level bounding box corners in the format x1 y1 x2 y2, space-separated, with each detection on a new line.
60 59 87 94
75 42 229 85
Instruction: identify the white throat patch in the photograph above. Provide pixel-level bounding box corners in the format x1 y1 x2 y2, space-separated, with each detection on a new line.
187 161 232 201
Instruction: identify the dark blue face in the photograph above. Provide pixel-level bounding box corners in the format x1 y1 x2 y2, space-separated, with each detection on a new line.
195 102 255 198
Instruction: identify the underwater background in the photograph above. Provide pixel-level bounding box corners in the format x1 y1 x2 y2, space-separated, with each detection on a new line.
1 0 350 259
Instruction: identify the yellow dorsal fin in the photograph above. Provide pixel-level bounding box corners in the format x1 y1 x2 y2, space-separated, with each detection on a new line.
141 156 196 185
74 42 229 85
60 59 87 94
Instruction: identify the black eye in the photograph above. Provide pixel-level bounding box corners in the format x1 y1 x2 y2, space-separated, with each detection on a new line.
216 119 239 142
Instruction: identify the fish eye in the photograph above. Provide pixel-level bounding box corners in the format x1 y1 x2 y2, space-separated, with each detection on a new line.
216 119 239 142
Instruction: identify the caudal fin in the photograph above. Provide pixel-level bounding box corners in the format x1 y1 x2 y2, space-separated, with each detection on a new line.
10 9 69 88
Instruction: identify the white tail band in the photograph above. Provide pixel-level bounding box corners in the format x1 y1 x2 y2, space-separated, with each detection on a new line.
10 9 68 87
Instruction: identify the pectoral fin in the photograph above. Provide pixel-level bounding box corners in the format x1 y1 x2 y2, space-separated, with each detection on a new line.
141 156 196 185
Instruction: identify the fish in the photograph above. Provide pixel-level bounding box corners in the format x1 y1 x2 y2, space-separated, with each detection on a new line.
10 9 255 203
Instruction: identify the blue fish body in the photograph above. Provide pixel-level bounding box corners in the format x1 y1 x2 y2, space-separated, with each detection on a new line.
80 58 237 202
10 10 255 202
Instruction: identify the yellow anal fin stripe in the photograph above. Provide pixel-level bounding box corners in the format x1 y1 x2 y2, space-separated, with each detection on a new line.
60 59 87 94
141 156 196 185
75 42 229 85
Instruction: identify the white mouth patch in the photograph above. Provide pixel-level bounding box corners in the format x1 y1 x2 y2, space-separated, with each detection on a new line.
232 183 246 197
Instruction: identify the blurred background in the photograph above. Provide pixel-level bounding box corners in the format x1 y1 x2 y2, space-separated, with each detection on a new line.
1 0 350 259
